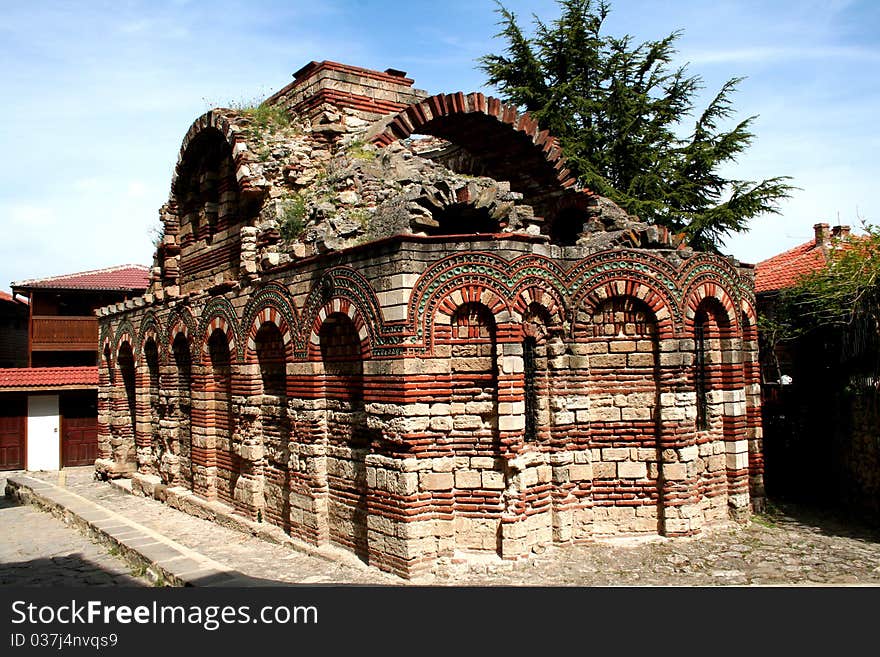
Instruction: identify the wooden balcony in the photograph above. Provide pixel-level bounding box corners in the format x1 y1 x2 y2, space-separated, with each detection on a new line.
31 316 98 352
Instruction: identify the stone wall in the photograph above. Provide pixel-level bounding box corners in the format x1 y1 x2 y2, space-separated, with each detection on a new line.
97 235 762 577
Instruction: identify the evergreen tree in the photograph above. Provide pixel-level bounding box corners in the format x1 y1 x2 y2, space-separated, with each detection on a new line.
479 0 794 251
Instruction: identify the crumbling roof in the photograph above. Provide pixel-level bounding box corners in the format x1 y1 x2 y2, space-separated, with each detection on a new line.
12 264 150 292
0 366 98 391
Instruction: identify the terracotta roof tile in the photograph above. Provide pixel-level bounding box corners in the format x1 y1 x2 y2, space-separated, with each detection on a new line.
0 366 98 390
12 264 150 292
754 240 829 294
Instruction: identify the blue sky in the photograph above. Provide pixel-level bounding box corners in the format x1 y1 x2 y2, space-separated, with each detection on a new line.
1 0 878 291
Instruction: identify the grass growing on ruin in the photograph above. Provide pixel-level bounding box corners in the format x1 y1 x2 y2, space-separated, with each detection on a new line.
346 139 377 160
349 208 372 230
241 103 291 130
279 194 308 241
213 95 293 132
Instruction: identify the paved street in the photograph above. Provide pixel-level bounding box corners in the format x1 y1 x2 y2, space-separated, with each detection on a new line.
3 468 880 586
0 473 148 586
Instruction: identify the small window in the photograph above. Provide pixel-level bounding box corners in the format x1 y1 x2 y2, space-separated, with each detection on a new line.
695 314 708 430
523 336 539 441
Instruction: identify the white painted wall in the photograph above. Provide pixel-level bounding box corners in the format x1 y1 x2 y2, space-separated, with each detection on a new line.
27 394 59 471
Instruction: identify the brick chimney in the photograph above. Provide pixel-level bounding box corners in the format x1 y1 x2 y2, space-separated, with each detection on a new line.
831 225 851 238
814 223 831 249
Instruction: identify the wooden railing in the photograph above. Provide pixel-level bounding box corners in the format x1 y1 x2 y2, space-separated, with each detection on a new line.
31 316 98 351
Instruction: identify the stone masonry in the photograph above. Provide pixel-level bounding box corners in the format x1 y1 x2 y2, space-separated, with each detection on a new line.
95 61 764 578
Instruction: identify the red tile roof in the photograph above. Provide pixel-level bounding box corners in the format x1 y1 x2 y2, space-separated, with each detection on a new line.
0 366 98 391
0 290 17 303
12 264 150 292
755 240 828 294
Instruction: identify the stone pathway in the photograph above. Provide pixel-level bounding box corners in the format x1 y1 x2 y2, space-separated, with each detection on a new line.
7 468 880 586
440 509 880 586
0 473 148 586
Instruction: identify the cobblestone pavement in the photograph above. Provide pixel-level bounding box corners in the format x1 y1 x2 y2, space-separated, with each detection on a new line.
0 473 148 586
12 469 880 586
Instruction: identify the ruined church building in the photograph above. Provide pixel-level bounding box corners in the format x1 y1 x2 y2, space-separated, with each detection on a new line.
96 62 764 578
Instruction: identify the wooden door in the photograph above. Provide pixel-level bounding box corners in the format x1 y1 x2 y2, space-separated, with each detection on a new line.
0 394 25 470
61 391 98 467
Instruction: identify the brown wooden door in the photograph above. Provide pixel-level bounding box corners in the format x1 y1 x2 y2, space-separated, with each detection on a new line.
62 417 97 466
60 391 98 467
0 395 26 470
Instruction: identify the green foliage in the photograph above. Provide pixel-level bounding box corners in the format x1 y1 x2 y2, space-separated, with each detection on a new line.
346 140 377 161
240 102 292 131
348 208 372 231
279 194 307 241
479 0 794 250
778 225 880 363
214 96 292 132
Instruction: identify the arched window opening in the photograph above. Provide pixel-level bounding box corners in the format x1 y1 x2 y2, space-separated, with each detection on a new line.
172 333 193 489
208 329 235 505
523 335 539 442
256 323 286 396
695 309 709 431
143 338 161 475
117 343 137 442
254 322 290 531
320 312 368 560
522 302 553 443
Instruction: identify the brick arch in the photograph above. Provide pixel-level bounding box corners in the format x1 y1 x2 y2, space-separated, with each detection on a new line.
241 282 298 358
114 333 134 361
511 283 566 327
171 110 268 200
741 298 757 328
297 267 382 356
197 298 241 362
409 254 515 329
166 307 198 355
99 322 113 352
431 281 512 331
683 282 739 332
200 320 238 363
244 307 294 363
113 320 136 361
307 299 372 360
575 280 675 339
370 92 594 217
137 312 166 363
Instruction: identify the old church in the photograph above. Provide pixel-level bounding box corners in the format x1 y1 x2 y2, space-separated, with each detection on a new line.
96 61 764 578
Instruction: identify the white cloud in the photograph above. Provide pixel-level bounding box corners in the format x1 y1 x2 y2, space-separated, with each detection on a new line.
8 204 57 228
684 45 880 66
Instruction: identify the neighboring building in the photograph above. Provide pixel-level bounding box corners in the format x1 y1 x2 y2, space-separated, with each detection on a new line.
0 266 149 471
755 222 879 514
12 265 150 367
0 290 27 368
755 222 851 386
95 61 764 578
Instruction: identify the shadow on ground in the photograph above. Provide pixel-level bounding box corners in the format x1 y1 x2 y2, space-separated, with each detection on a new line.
759 497 880 544
0 554 148 587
